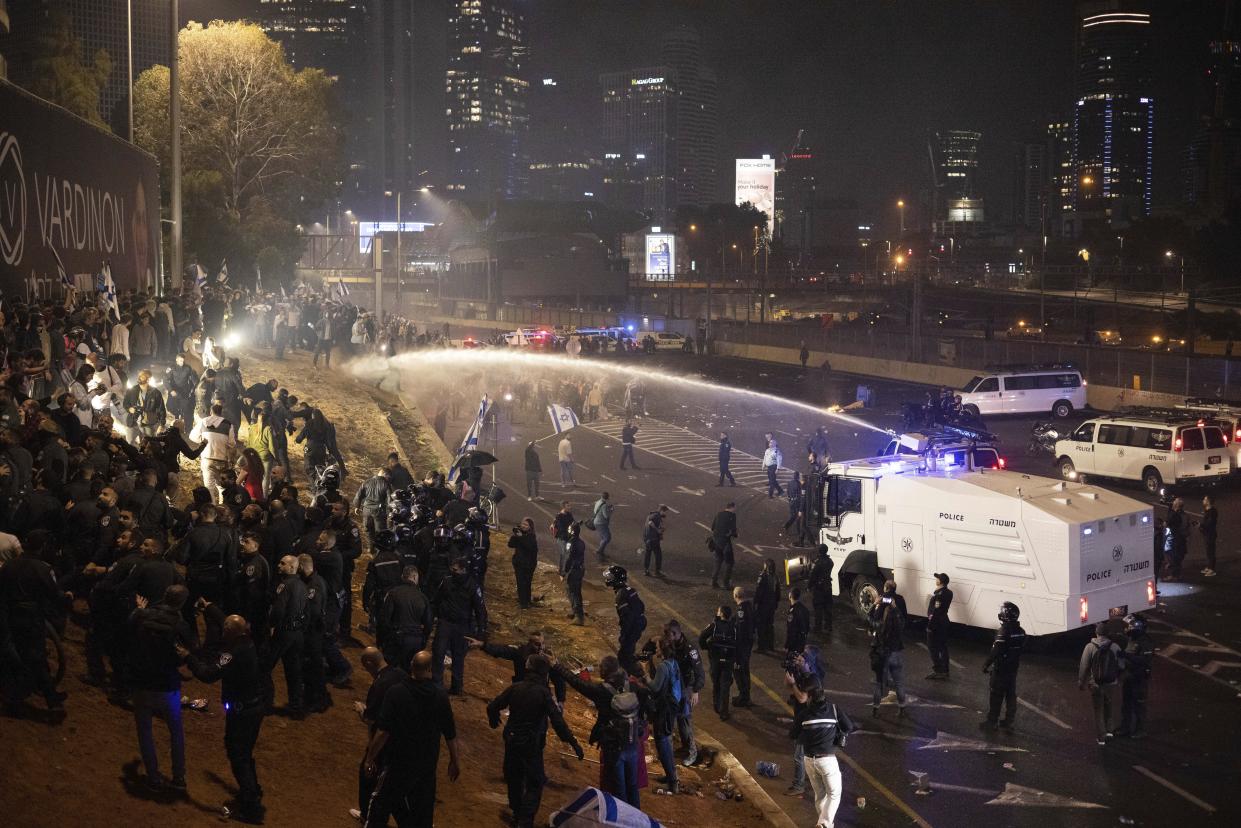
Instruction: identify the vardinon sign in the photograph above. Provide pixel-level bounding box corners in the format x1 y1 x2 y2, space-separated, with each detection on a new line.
1 79 161 296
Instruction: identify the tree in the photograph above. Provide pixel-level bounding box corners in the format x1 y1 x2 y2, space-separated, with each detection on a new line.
26 9 112 129
133 21 343 286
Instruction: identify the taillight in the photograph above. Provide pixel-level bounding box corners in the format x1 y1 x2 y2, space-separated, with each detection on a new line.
1234 428 1240 441
1173 437 1183 452
1079 596 1089 623
1146 580 1156 605
997 457 1007 468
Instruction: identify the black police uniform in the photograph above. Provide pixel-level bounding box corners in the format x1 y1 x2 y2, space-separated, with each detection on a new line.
507 529 538 609
356 664 408 821
301 570 329 711
718 436 735 486
234 553 271 632
378 582 432 671
808 552 834 633
982 619 1026 728
184 604 266 820
0 554 66 707
754 568 781 653
562 536 585 623
733 599 755 706
177 522 238 627
615 584 647 676
642 511 665 576
699 616 737 720
926 586 954 677
262 573 308 714
1119 631 1153 736
363 548 403 631
483 641 567 704
312 546 352 681
786 597 811 655
331 514 362 636
710 509 738 588
487 677 583 828
432 571 487 693
365 676 456 828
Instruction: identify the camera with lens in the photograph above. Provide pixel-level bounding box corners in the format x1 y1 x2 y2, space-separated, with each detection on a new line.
636 639 657 663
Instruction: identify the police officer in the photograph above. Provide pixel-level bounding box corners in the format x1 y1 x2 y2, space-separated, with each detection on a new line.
642 505 669 578
1117 613 1153 739
469 630 567 704
328 500 362 640
664 620 705 766
808 544 834 634
605 565 647 675
754 558 782 653
926 573 953 680
717 432 736 486
378 566 432 672
298 553 330 714
233 532 271 632
362 530 402 635
174 504 238 630
699 605 737 722
486 654 584 828
352 468 390 541
710 502 738 590
180 607 266 823
0 539 68 713
561 522 586 626
980 601 1026 732
263 555 308 718
732 587 755 708
432 557 488 695
786 587 811 655
464 507 492 587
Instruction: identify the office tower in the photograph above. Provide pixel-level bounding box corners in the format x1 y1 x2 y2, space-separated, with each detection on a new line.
777 130 817 251
0 0 9 80
600 68 677 218
930 129 983 221
445 0 528 201
1047 119 1074 226
1013 140 1048 229
661 25 718 208
1071 1 1153 222
2 0 171 135
1182 0 1241 213
527 75 601 201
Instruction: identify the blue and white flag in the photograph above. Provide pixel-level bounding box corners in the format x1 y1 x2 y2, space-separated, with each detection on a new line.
217 260 229 284
100 262 120 320
335 277 350 300
51 246 72 290
547 404 580 434
255 265 263 294
448 395 490 483
194 264 208 290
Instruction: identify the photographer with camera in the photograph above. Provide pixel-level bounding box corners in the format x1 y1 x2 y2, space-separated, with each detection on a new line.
790 653 853 828
507 518 538 610
868 580 907 719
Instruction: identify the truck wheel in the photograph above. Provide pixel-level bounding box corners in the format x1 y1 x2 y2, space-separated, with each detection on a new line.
1058 457 1077 480
850 575 883 622
1141 467 1163 495
963 404 980 418
1052 400 1073 419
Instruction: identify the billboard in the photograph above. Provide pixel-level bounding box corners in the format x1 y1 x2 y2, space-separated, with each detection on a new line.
735 157 776 238
645 233 675 280
0 79 162 296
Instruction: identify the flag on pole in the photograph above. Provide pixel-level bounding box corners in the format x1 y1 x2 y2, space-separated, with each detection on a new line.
50 246 72 290
547 404 580 434
217 260 229 284
448 396 490 483
335 277 350 301
26 271 38 303
255 265 263 294
100 262 120 321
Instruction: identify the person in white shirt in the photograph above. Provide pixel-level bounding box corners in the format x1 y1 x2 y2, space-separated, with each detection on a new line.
110 315 131 359
195 402 237 502
763 439 784 499
558 436 574 487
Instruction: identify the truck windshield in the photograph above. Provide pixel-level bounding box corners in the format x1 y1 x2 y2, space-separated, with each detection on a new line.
963 376 983 392
823 476 862 527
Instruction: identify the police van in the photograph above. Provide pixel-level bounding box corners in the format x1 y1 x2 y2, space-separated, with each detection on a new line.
877 425 1006 470
1178 398 1241 471
959 364 1086 419
1053 409 1231 494
796 446 1155 635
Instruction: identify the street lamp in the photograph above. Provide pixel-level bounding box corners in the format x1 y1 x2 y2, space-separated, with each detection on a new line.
897 199 906 236
1165 250 1185 293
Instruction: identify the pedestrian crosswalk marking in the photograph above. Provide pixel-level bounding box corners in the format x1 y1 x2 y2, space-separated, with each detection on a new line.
1147 619 1241 693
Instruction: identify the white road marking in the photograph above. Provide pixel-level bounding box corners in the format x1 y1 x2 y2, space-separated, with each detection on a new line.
734 542 762 559
1147 618 1241 692
675 486 705 496
575 462 592 470
695 521 712 532
986 783 1106 809
664 505 681 514
1133 766 1217 813
628 488 645 497
600 474 616 482
1016 698 1074 730
918 731 1028 752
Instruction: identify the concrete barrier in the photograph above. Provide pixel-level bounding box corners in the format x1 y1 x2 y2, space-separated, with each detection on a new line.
713 341 1188 411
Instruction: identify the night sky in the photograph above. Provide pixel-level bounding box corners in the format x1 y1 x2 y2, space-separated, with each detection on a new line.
187 1 1225 221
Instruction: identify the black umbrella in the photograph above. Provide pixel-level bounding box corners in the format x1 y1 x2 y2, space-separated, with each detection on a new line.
453 449 499 469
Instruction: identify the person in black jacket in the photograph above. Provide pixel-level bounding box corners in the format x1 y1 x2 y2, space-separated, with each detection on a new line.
561 522 586 625
553 654 640 806
311 528 352 686
793 684 854 828
868 580 907 718
117 536 183 607
128 584 194 792
172 504 237 630
926 573 954 680
1199 494 1218 577
0 539 69 712
754 558 781 653
234 533 271 632
699 605 737 721
164 353 198 424
1164 497 1187 580
469 629 567 703
431 557 488 694
297 553 330 714
980 601 1026 732
127 469 173 536
486 654 584 828
709 502 738 589
263 555 308 718
808 545 834 634
179 605 266 823
731 587 756 708
378 565 433 671
717 432 736 486
785 587 811 656
362 530 403 634
605 565 646 675
122 370 167 440
508 518 539 609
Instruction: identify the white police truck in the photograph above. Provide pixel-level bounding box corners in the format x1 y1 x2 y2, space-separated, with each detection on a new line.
794 434 1156 635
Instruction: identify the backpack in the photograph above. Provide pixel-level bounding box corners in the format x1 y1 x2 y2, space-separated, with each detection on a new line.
602 686 642 749
1091 641 1120 684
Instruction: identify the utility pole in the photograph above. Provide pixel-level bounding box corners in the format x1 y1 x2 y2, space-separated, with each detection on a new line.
1186 290 1197 355
394 191 401 319
126 0 134 141
169 0 182 288
910 262 923 362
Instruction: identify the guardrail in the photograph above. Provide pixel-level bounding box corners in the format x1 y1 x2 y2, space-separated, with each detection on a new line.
712 320 1241 398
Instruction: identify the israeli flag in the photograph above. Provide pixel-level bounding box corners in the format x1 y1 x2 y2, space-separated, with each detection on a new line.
336 277 350 300
51 246 72 289
194 264 208 290
101 263 120 320
448 395 490 483
548 404 580 434
217 260 229 284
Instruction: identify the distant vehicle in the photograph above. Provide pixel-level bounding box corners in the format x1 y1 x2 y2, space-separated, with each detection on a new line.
1177 398 1241 471
1054 409 1231 494
877 427 1005 470
1006 321 1043 339
504 329 561 350
1027 421 1067 457
799 441 1155 634
959 364 1086 419
648 331 693 352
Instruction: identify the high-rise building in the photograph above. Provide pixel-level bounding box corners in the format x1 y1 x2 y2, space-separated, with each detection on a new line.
257 1 446 215
1071 1 1153 223
1013 140 1048 229
777 130 817 251
1047 119 1074 227
445 0 529 202
1181 0 1241 213
2 0 171 135
661 26 718 208
0 0 10 79
600 68 677 218
526 75 601 202
929 129 983 221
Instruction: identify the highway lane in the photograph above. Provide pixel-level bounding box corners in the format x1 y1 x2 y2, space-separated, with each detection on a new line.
395 351 1240 825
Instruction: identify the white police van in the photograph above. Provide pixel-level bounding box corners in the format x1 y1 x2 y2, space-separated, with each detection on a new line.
1178 398 1241 472
959 364 1086 419
1054 408 1231 494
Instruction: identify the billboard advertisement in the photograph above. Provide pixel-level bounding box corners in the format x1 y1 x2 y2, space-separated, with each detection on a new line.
645 233 675 280
1 79 162 296
735 157 776 238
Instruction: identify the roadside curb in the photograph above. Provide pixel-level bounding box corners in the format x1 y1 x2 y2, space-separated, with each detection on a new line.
694 728 799 828
392 387 456 470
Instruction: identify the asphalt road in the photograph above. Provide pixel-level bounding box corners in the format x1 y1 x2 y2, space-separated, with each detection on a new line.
396 348 1241 826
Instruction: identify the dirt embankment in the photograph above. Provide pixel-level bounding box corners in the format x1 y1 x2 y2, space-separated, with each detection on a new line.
2 346 769 827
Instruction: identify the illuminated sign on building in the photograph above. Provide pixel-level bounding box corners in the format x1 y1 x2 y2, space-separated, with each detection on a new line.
630 77 665 86
735 158 776 237
645 233 676 280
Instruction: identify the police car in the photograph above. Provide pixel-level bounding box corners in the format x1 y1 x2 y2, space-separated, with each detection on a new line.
877 425 1007 470
1054 408 1231 494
